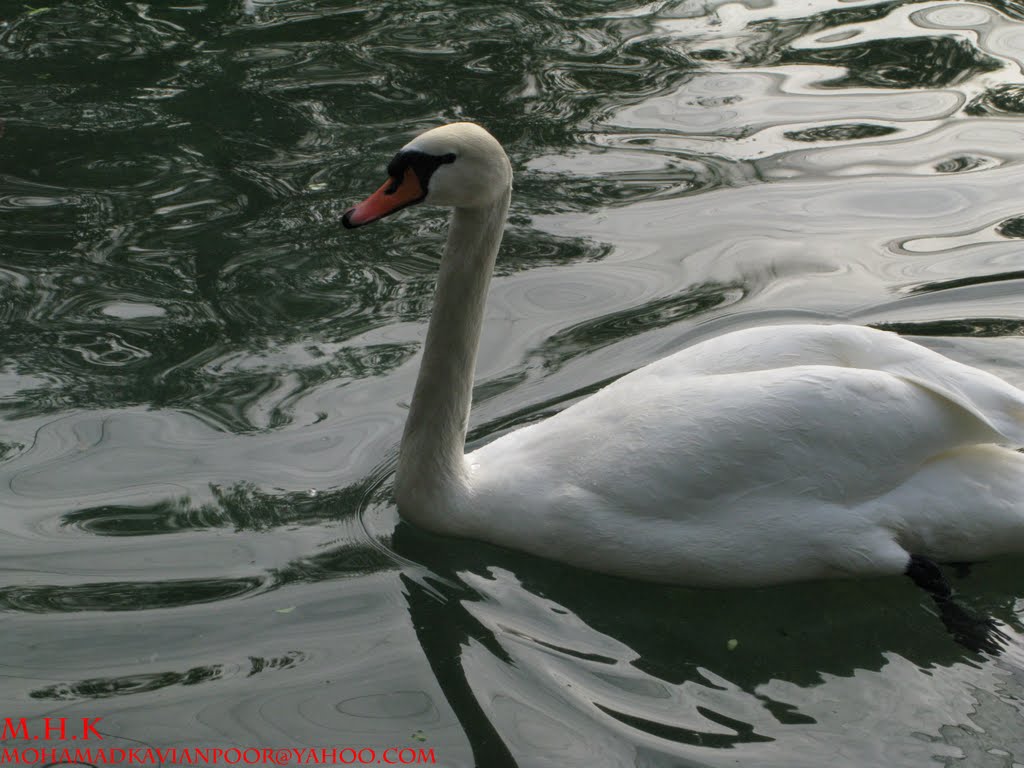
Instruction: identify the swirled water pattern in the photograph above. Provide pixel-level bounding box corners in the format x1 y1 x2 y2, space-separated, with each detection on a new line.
2 0 1024 765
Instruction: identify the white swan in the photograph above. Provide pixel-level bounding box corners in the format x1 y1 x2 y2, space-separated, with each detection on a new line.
343 122 1024 589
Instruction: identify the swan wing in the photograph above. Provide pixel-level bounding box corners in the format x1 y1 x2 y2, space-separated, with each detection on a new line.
469 325 1024 514
661 324 1024 444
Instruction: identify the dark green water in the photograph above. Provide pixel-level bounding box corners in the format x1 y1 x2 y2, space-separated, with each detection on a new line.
3 0 1024 765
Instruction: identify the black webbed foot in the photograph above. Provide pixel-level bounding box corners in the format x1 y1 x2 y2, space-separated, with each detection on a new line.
933 598 1008 655
905 555 1007 655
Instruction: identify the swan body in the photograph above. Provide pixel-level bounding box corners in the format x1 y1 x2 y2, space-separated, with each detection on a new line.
344 123 1024 587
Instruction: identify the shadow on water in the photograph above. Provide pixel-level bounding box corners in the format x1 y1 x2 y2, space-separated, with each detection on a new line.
391 519 1024 763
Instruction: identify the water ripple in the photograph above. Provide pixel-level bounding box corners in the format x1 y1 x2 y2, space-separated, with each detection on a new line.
30 666 225 701
0 577 264 613
967 83 1024 115
3 0 1024 762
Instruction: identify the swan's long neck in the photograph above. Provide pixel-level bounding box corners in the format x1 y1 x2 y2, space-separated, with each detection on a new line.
395 188 511 531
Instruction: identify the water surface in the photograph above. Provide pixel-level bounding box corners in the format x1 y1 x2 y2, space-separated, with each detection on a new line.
3 0 1024 765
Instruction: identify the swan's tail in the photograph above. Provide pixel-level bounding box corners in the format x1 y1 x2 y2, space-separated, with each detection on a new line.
882 444 1024 562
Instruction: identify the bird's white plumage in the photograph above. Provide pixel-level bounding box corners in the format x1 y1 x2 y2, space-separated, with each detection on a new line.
366 123 1024 587
464 324 1024 585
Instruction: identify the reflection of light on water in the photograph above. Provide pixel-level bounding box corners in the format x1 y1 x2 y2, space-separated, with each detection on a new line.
456 566 1024 766
3 0 1024 761
240 0 282 16
100 301 167 319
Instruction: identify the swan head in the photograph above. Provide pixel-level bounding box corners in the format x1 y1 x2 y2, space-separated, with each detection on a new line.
342 122 512 228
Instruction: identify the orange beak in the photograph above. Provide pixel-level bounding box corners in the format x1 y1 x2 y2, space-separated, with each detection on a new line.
342 168 426 228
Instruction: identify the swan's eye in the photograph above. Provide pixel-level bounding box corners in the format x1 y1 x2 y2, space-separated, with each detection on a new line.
387 150 456 193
